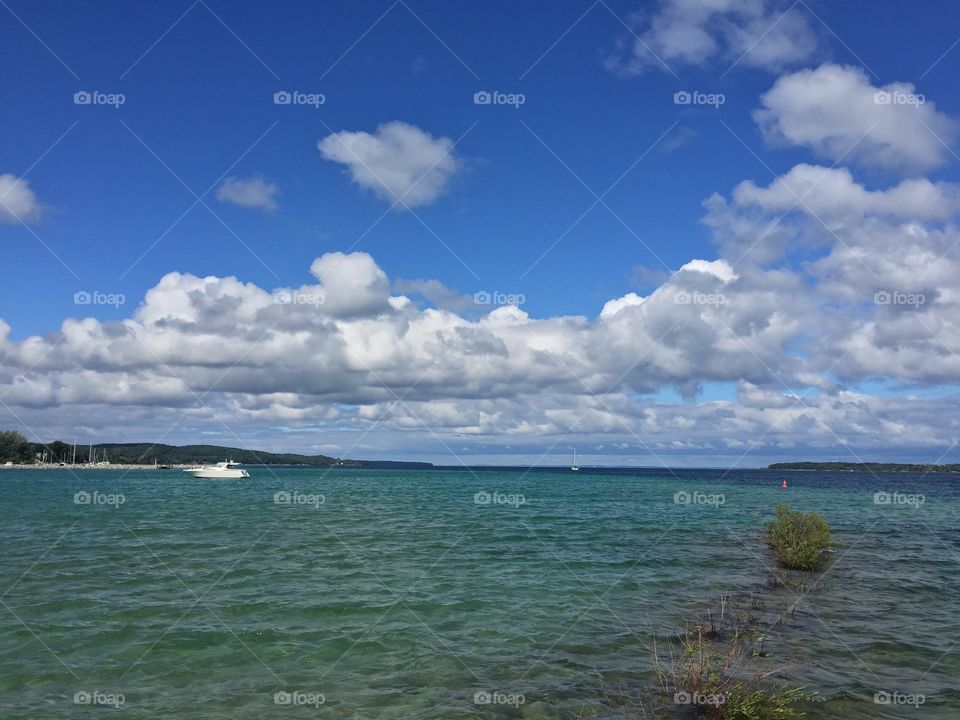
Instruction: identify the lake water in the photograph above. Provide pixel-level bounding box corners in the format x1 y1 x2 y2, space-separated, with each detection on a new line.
0 467 957 718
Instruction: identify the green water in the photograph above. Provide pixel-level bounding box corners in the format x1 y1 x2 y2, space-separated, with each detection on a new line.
0 467 957 718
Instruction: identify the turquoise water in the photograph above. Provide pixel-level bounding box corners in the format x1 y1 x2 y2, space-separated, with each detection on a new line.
0 467 958 719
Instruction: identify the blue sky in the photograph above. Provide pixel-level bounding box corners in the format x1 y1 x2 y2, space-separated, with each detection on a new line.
4 0 955 330
3 0 960 465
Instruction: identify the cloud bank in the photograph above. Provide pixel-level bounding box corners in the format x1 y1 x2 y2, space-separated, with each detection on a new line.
3 157 959 463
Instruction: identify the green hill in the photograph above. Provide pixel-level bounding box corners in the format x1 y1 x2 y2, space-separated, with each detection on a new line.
90 442 340 466
769 461 960 473
0 431 432 468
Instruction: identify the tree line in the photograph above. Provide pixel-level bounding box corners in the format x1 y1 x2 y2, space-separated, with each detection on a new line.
769 461 960 472
0 430 432 468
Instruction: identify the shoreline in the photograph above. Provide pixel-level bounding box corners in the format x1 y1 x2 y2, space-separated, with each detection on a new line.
0 463 194 471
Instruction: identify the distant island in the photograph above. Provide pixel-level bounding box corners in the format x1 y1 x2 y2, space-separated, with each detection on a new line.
0 430 432 469
769 461 960 473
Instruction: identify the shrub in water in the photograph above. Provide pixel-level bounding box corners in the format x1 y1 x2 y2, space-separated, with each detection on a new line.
766 504 831 571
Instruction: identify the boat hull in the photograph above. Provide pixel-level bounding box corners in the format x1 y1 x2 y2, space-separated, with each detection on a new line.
186 469 250 479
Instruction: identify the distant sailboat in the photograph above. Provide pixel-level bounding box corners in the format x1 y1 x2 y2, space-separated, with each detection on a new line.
570 448 579 472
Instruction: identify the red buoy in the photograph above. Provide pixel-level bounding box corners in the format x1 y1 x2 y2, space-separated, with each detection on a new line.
781 479 788 489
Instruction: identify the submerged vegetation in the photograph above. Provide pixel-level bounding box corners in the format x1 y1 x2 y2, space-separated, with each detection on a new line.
651 597 812 719
766 504 832 571
623 504 833 718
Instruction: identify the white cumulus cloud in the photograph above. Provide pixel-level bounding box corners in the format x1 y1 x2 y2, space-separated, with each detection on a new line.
606 0 820 75
215 176 280 211
754 63 958 173
600 293 645 320
732 164 960 222
4 158 960 463
679 258 739 283
318 121 460 209
0 173 43 223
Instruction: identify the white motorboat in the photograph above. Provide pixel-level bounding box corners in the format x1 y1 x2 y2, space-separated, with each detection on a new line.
184 460 250 479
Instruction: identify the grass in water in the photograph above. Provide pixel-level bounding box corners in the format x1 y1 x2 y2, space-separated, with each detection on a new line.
597 506 832 719
765 504 831 571
651 597 813 719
